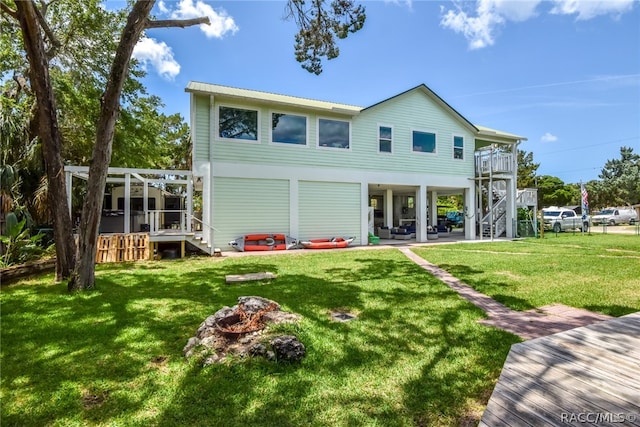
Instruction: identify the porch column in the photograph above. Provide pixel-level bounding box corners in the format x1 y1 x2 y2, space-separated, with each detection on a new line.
505 178 515 238
143 178 149 230
464 186 474 240
428 190 438 228
416 185 427 242
65 171 72 218
124 173 131 234
361 181 369 245
384 188 393 228
186 175 193 232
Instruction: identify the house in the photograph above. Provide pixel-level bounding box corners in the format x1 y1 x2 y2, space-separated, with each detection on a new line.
186 82 536 251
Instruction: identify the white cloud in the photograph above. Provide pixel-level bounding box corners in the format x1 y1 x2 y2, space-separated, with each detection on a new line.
440 0 540 49
133 37 180 80
550 0 634 20
440 0 634 49
169 0 238 39
541 132 559 143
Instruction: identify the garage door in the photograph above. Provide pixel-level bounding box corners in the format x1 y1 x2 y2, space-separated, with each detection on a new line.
213 177 290 248
298 181 361 241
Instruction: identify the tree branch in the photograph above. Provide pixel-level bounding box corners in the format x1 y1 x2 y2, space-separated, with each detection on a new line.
145 16 210 29
33 1 61 50
0 1 18 20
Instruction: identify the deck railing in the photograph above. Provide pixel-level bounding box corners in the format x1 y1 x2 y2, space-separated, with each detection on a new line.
475 152 514 175
145 210 190 233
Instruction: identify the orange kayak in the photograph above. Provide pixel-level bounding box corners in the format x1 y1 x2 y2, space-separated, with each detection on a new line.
299 237 354 249
229 234 298 251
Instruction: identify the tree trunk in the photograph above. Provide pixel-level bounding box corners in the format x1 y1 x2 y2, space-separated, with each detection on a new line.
68 0 156 290
15 1 76 281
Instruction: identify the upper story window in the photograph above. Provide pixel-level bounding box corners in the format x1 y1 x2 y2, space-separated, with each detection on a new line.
318 118 350 149
271 112 307 145
412 130 436 153
453 136 464 159
218 106 259 141
379 125 392 153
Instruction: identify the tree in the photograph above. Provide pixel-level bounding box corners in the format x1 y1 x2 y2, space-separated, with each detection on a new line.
516 149 539 189
5 0 365 290
598 146 640 206
536 175 577 208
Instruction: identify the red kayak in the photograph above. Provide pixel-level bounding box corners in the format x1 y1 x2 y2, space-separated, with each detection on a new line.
299 237 354 249
229 234 298 251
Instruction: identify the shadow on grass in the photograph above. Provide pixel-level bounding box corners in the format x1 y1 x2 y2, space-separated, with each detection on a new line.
1 249 519 426
584 304 638 317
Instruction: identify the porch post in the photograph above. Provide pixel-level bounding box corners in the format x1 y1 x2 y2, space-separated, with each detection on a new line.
361 181 369 245
186 174 193 232
124 173 131 234
428 190 438 228
143 177 148 230
65 170 72 218
505 178 515 238
465 186 474 240
384 188 393 228
416 185 427 242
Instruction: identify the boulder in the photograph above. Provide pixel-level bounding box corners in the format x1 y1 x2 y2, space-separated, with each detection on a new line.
270 335 306 362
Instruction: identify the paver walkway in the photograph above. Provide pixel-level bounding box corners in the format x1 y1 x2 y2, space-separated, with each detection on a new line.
398 247 612 340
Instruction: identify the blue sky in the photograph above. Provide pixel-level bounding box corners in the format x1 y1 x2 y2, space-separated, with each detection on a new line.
130 0 640 184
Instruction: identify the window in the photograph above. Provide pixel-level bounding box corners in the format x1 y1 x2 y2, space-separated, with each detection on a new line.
271 113 307 145
379 125 392 153
412 130 436 153
218 106 259 141
318 118 350 149
454 136 464 159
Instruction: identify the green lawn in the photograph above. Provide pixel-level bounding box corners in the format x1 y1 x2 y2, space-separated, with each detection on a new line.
1 234 637 426
414 234 640 316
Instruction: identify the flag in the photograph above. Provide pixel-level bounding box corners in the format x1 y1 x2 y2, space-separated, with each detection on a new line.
581 182 589 216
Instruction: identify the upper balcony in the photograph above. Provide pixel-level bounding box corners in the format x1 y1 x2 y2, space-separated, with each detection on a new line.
475 151 514 177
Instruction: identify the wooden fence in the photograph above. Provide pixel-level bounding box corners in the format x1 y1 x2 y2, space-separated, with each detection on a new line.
96 233 149 263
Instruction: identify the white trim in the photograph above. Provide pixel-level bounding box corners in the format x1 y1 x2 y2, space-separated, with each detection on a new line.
453 134 465 160
316 117 352 151
411 128 438 155
268 110 309 148
377 123 394 155
213 161 473 189
215 103 261 144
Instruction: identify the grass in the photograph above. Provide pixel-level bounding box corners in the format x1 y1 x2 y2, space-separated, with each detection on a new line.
1 249 518 426
413 233 640 316
2 234 637 426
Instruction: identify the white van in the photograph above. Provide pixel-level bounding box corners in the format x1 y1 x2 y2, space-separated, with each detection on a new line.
591 208 638 225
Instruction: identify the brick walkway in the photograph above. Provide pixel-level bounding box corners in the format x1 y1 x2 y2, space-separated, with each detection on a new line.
398 247 612 340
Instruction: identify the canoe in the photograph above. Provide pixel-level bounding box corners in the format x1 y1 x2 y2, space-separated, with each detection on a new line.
299 237 354 250
229 234 298 252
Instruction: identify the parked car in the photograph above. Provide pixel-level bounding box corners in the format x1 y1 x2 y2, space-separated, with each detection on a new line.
591 208 637 225
542 207 589 232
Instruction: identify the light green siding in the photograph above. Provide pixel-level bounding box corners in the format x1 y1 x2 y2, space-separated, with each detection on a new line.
191 90 476 177
298 181 360 240
193 95 210 162
213 177 290 248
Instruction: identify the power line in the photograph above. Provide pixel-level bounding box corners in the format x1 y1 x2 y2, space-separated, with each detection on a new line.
535 136 639 157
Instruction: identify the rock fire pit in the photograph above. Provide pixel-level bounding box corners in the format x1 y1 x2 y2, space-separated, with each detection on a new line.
183 296 304 365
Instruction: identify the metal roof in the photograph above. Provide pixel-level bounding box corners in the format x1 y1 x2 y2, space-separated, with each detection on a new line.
185 81 362 115
475 125 528 142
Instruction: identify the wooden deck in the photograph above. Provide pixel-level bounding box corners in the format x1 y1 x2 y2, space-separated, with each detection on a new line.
480 312 640 427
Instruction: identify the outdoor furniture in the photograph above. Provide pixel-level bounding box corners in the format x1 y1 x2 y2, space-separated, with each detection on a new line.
378 227 392 239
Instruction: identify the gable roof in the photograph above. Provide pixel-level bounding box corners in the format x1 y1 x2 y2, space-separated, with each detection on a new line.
363 84 479 133
185 82 362 115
